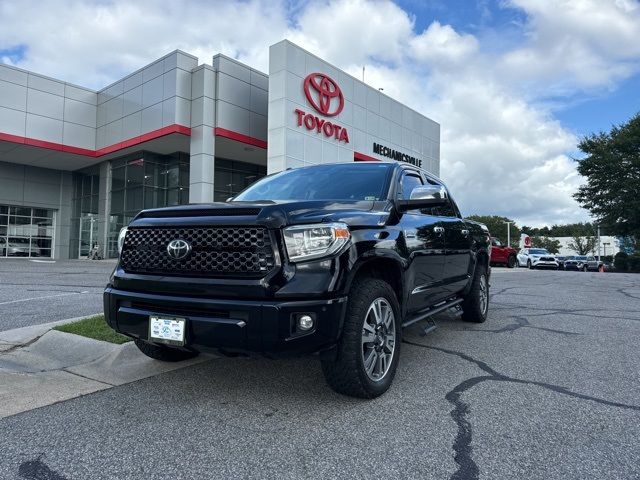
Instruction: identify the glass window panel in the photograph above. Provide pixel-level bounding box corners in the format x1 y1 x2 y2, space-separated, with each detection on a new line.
0 225 6 236
36 249 52 258
125 186 143 212
82 175 92 196
111 190 124 214
10 207 31 217
33 217 53 226
0 214 7 226
166 188 179 206
91 194 99 214
215 169 232 191
0 206 8 215
81 196 92 215
179 163 190 187
35 209 53 219
32 237 52 249
165 165 179 188
214 191 228 202
127 159 145 188
92 175 100 196
7 237 30 257
111 167 126 191
144 161 161 187
144 187 163 209
179 188 189 205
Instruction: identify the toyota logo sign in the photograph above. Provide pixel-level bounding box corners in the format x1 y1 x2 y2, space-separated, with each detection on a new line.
303 73 344 117
294 72 349 143
166 239 191 260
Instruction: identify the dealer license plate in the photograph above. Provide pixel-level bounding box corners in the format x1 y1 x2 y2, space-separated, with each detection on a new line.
149 316 186 346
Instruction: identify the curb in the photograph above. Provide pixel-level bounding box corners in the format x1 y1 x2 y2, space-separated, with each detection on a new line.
0 313 102 352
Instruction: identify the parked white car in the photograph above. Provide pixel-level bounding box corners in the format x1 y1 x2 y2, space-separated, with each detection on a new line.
517 248 559 269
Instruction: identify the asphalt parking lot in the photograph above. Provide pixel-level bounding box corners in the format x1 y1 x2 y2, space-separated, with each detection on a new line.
0 268 639 479
0 259 113 331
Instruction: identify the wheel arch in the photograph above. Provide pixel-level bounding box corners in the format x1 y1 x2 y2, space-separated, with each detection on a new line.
345 255 406 315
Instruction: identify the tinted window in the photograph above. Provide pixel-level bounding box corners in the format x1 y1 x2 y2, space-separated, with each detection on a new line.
234 163 393 201
530 249 549 255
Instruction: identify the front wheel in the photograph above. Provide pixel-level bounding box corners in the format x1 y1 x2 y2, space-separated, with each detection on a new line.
527 259 533 269
321 277 401 398
583 265 588 272
461 264 489 323
507 255 517 268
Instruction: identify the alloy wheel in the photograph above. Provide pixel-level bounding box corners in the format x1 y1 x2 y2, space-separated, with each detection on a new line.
361 297 396 382
479 274 488 314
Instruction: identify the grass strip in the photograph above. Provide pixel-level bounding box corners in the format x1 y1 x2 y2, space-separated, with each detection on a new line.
54 314 131 344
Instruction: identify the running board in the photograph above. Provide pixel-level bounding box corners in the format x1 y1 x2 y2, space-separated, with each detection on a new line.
402 298 464 328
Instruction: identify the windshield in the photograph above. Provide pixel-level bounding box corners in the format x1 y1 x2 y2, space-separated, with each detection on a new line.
529 249 548 255
575 256 588 260
233 163 394 202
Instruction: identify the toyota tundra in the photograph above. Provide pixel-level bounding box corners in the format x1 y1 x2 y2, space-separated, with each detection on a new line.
104 161 491 398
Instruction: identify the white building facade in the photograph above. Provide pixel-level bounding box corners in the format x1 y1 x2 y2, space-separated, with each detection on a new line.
0 40 440 260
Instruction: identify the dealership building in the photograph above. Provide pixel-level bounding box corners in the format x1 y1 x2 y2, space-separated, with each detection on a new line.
0 40 440 260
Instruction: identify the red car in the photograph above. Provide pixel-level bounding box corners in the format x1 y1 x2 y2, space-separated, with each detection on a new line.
490 237 518 268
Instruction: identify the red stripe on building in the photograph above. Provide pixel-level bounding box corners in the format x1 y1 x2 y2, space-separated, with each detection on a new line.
0 124 191 158
214 128 267 149
354 152 379 162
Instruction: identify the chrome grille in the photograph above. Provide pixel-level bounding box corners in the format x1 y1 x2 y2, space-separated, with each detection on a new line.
120 226 276 277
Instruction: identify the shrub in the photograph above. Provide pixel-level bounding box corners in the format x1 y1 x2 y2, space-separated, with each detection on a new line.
627 255 640 272
614 252 629 271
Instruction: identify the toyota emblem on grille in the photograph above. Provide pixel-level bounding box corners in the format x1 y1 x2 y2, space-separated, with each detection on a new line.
166 239 191 260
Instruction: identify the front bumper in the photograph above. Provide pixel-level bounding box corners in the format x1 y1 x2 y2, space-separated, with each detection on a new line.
531 260 559 269
104 287 347 356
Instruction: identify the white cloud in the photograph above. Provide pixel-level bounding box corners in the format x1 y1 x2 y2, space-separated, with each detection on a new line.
410 21 479 66
1 0 638 226
501 0 640 95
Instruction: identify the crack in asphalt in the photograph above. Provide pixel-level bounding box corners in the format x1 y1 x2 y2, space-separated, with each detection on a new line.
449 315 580 336
403 340 640 480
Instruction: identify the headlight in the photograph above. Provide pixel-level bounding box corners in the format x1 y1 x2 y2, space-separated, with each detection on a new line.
117 227 128 254
283 223 350 262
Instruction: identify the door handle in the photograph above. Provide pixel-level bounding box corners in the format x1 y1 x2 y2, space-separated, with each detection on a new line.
434 226 445 235
461 229 469 237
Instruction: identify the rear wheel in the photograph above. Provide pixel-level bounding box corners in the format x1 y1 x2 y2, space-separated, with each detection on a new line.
134 338 199 362
507 255 517 268
321 277 401 398
461 264 489 323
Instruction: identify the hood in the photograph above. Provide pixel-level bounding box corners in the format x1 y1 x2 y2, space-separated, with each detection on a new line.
130 200 391 229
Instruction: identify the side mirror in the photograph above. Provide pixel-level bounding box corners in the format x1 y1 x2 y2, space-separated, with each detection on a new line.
396 185 448 212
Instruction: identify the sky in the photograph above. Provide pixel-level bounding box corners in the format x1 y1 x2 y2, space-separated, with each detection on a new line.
1 0 639 227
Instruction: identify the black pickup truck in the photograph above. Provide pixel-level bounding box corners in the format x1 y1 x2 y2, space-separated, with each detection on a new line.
104 162 491 398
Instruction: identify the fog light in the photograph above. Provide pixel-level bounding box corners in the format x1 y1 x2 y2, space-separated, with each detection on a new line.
297 314 314 331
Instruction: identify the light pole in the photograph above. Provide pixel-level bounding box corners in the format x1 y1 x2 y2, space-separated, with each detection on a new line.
504 221 513 248
597 224 601 261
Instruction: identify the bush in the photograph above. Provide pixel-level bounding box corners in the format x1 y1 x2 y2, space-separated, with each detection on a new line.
627 255 640 272
614 252 628 271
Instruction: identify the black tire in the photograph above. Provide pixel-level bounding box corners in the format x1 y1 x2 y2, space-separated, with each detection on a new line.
461 263 489 323
507 255 517 268
134 338 199 362
583 265 588 272
527 259 533 269
321 277 401 399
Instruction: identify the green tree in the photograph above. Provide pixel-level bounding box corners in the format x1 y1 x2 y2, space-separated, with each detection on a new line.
466 215 520 248
532 236 561 254
574 113 640 244
567 235 597 255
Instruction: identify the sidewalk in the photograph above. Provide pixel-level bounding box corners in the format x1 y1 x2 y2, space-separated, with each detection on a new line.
0 317 210 418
